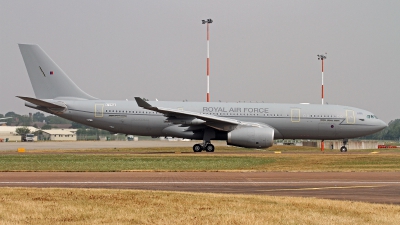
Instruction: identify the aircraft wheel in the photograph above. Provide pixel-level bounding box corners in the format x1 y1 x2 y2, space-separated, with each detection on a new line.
205 144 215 152
340 146 347 152
193 144 203 152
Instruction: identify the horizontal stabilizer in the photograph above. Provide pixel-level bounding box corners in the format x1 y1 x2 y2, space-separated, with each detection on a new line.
16 96 66 109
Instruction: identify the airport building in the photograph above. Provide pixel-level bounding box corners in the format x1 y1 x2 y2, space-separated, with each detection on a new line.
0 126 39 142
277 140 384 149
0 126 78 142
41 129 77 141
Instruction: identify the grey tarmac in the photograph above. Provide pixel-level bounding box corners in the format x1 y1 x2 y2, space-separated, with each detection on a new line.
1 172 399 205
0 140 228 151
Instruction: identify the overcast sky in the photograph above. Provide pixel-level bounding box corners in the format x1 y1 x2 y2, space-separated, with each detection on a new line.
1 0 399 123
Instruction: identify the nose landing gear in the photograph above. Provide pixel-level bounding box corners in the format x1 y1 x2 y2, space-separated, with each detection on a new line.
340 139 348 152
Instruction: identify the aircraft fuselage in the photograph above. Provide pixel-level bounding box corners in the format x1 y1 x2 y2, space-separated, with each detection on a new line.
46 100 386 141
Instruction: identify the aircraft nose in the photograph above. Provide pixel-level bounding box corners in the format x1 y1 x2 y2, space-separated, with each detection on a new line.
369 119 387 133
380 120 388 129
378 120 388 130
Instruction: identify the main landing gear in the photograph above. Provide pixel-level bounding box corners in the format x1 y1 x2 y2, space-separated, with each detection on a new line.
193 141 215 152
340 139 348 152
193 127 215 152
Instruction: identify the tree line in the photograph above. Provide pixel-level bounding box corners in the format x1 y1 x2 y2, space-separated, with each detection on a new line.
356 119 400 141
0 112 71 127
1 111 117 138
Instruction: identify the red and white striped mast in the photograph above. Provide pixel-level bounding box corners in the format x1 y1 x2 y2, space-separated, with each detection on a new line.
202 18 213 102
317 53 327 151
317 54 327 105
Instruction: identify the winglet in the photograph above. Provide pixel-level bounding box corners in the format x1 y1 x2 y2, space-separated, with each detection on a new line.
134 97 154 109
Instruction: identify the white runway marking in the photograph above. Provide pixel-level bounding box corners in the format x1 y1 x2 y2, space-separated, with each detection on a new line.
258 186 380 192
0 181 399 184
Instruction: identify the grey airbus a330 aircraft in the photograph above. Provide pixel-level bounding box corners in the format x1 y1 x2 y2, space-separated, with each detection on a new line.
17 44 387 152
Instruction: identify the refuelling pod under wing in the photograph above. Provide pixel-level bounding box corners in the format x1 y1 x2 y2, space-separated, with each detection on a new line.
227 127 274 148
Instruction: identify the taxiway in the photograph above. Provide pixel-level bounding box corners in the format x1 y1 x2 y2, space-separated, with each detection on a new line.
1 172 399 204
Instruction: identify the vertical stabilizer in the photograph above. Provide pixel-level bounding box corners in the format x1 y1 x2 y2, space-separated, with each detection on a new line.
19 44 97 100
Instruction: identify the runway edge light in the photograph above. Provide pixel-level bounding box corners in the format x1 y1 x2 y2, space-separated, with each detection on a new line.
18 148 25 153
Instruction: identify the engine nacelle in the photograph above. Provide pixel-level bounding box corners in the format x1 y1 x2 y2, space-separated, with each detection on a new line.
227 127 274 148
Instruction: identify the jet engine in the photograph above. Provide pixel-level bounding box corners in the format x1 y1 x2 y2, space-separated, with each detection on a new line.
227 127 274 148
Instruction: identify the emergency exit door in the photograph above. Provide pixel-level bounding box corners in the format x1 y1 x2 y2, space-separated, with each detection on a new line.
291 109 300 122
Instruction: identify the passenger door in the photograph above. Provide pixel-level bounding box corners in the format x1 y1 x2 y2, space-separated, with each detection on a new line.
95 104 104 118
346 110 355 124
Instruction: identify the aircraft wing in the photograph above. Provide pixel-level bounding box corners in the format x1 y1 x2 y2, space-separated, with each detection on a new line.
135 97 267 131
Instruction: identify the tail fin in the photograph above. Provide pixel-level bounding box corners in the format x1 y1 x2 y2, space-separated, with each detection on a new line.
18 44 97 100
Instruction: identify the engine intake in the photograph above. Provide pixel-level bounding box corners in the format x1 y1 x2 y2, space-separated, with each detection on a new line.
227 127 274 148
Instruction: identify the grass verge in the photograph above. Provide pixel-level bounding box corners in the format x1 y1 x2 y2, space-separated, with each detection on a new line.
0 187 399 225
0 149 399 172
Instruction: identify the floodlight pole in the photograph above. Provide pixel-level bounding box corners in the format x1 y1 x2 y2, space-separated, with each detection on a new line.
202 18 213 102
317 54 327 105
317 54 327 151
